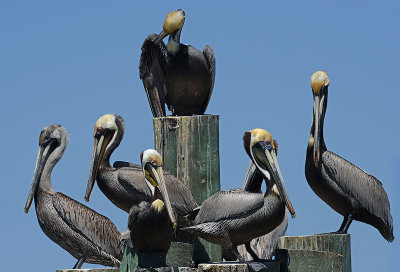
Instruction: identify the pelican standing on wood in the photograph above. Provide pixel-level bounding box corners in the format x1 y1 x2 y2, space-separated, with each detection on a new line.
139 9 215 117
85 114 198 219
24 124 123 269
128 149 176 267
184 129 295 261
305 71 394 241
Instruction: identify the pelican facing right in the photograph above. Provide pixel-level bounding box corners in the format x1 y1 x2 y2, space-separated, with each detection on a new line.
305 70 394 241
184 129 295 261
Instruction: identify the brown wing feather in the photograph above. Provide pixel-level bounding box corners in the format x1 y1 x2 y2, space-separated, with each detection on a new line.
52 192 123 259
195 189 264 224
200 45 216 114
139 34 168 117
113 160 141 169
163 172 199 216
114 161 198 216
117 167 152 203
322 151 393 239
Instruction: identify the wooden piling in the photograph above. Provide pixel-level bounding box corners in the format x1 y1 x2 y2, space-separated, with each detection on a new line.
277 234 351 272
153 115 222 264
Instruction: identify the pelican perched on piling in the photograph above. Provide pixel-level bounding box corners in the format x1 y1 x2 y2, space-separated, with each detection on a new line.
305 71 394 241
85 114 198 218
139 9 215 117
184 129 295 261
128 149 176 267
24 124 123 269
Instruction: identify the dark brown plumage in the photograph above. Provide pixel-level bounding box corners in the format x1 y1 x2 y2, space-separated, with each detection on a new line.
128 198 174 254
139 10 215 117
127 149 176 268
305 71 394 242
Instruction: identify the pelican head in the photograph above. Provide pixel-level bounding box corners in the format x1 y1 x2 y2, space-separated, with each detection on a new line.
155 9 185 44
140 149 177 227
243 129 296 218
85 114 120 202
25 124 66 213
310 71 329 167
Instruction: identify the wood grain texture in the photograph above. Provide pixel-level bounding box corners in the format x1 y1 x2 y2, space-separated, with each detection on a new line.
198 261 280 272
120 242 194 271
154 115 222 263
278 250 342 272
119 244 138 272
278 234 351 272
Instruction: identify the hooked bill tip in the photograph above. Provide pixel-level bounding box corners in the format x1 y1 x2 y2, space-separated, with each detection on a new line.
24 208 29 214
291 212 296 219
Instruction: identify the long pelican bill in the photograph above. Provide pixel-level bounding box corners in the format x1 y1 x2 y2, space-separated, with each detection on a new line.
154 31 168 44
313 94 325 167
250 142 296 218
85 134 112 202
145 163 177 227
156 167 177 227
25 140 57 213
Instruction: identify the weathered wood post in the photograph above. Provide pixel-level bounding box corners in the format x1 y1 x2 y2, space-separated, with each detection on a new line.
153 114 222 265
277 234 351 272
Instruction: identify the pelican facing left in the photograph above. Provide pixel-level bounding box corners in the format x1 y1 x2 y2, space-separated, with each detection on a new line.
25 124 123 269
85 114 198 218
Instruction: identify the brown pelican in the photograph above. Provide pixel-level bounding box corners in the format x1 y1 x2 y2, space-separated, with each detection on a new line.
237 161 288 261
128 149 176 267
24 124 123 269
305 70 394 241
183 129 295 261
85 114 198 218
139 9 215 116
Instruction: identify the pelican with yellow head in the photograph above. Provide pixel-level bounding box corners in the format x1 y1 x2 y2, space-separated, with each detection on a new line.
139 9 215 116
305 70 394 241
184 129 295 262
128 149 176 266
85 114 198 217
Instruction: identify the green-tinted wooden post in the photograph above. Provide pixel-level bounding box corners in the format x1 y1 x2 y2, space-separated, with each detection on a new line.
277 234 351 272
153 115 222 264
120 242 194 272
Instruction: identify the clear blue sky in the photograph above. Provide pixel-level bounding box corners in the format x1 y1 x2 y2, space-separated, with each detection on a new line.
1 1 398 271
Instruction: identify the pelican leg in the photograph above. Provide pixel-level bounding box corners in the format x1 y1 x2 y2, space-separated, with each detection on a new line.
73 256 86 269
245 242 260 261
231 245 246 262
337 214 353 233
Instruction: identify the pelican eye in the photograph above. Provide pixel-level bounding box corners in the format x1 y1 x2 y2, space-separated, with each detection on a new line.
93 127 103 138
264 140 273 151
41 137 50 145
150 160 159 168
